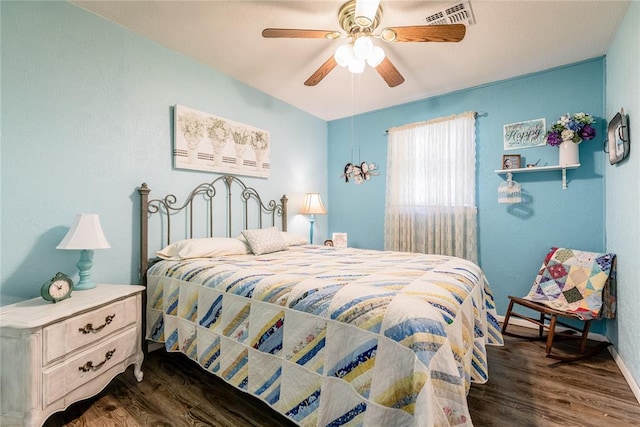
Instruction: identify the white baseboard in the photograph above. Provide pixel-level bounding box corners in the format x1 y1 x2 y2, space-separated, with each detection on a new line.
607 345 640 405
498 315 640 405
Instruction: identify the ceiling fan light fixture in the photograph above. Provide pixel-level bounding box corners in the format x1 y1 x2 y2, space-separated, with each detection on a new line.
380 28 396 42
354 0 380 28
354 17 372 27
335 44 354 67
366 45 385 67
353 36 373 60
348 57 366 73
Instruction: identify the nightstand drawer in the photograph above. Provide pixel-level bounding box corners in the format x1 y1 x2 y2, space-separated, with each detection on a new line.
43 295 138 364
42 326 137 406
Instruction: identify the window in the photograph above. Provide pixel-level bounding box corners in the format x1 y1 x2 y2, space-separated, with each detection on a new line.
384 112 477 262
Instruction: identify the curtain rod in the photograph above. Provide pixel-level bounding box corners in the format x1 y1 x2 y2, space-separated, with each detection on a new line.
383 111 486 134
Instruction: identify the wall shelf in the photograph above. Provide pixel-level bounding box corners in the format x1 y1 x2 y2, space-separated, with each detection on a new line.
495 164 580 189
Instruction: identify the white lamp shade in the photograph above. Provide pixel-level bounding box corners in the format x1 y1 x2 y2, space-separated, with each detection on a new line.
334 44 354 67
353 37 373 60
366 45 385 67
299 193 327 215
348 57 366 73
57 214 111 250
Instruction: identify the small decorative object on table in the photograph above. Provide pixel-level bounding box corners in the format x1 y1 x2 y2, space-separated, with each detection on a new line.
546 112 596 166
502 154 521 170
332 232 348 248
41 272 73 303
323 239 334 247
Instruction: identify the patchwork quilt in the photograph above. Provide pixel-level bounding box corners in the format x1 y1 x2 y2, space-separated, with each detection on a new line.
523 247 616 320
146 246 503 426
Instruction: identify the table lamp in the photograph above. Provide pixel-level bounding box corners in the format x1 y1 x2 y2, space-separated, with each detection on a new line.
57 213 111 290
299 193 327 244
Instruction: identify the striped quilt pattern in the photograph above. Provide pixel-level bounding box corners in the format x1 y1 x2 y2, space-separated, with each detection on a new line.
147 246 503 426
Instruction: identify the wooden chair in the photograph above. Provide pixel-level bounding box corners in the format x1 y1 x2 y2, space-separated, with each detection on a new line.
501 247 616 362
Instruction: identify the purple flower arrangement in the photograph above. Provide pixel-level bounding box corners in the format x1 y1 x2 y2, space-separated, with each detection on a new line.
546 112 596 147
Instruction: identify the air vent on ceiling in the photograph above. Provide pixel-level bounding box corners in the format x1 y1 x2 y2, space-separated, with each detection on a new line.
425 0 475 26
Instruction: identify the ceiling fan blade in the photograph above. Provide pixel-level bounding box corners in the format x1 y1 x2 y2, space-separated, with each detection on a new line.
382 24 466 43
375 57 404 87
262 28 340 39
304 56 338 86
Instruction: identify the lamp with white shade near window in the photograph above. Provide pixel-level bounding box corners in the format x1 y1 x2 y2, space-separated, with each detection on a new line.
57 213 111 290
299 193 327 244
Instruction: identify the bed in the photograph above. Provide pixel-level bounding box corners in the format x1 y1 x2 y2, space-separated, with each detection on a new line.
138 175 503 426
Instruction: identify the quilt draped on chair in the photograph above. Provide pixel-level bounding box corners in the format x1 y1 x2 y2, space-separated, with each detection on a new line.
523 247 616 320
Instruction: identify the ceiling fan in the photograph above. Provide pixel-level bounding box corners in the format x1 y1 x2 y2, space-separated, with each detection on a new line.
262 0 466 88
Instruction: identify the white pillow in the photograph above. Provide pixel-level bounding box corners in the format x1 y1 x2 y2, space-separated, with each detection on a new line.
281 232 308 246
157 237 249 260
241 227 288 255
236 231 307 248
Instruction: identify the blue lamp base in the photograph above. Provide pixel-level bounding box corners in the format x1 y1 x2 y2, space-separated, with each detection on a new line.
74 249 96 290
309 214 316 244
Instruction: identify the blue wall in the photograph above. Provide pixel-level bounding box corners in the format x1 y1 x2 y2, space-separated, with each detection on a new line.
2 2 636 393
0 1 328 304
605 0 640 401
328 59 607 329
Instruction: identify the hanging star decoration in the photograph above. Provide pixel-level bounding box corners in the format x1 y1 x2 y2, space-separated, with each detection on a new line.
341 162 380 184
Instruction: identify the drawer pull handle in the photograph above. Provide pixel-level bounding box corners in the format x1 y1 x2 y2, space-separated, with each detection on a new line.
78 314 115 334
78 349 116 373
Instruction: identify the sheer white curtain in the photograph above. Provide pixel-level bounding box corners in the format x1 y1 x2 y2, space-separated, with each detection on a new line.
384 112 478 262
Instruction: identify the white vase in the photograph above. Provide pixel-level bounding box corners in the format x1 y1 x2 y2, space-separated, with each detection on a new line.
186 139 200 164
187 149 197 164
558 140 579 166
255 149 264 171
235 144 247 168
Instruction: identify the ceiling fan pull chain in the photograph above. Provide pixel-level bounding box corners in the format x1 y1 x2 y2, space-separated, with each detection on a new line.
350 73 355 164
357 74 362 164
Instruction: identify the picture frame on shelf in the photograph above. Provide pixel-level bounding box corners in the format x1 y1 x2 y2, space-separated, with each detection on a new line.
502 154 521 170
332 233 348 248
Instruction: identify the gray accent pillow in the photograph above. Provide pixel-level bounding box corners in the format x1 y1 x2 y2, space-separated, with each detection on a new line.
241 227 288 255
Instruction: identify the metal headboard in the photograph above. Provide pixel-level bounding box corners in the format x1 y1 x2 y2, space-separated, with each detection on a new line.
138 175 288 284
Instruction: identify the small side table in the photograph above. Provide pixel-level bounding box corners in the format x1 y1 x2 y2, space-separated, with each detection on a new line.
0 284 144 427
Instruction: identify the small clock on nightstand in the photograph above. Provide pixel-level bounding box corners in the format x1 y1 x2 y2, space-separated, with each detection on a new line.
41 272 73 303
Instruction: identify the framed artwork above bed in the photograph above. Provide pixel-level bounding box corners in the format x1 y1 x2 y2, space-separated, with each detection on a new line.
173 104 270 178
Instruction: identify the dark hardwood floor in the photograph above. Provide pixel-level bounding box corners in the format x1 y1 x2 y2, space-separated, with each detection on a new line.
45 326 640 426
467 327 640 426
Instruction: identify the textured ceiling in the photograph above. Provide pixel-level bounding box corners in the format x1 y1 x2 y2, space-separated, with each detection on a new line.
71 1 629 121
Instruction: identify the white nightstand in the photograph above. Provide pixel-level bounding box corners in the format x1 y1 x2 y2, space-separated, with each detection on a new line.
0 284 144 427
